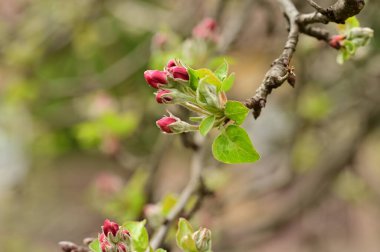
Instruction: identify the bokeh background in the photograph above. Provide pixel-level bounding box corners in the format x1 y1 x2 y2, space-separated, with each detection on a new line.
0 0 379 251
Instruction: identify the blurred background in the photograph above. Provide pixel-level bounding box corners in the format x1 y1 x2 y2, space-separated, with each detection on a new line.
0 0 379 251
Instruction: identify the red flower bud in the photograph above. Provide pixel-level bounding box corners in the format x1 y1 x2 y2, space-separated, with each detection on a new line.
155 90 173 103
156 116 177 133
144 70 168 89
103 219 119 236
329 35 345 49
168 66 189 80
166 59 177 69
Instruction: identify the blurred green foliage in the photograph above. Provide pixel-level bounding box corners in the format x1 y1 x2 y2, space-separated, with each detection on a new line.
0 0 164 159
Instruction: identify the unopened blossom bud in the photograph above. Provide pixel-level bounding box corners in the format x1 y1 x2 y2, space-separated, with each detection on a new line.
121 229 130 238
155 90 173 104
152 33 168 49
192 18 218 42
100 241 113 252
329 35 345 49
117 243 127 252
156 116 177 133
98 233 107 243
156 114 198 134
349 27 374 39
192 228 212 252
102 219 119 237
118 229 131 245
166 59 177 69
144 70 168 89
168 66 189 81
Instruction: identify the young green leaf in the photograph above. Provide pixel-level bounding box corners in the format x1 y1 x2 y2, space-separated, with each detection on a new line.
89 239 101 252
224 101 249 125
345 16 360 30
214 61 228 81
343 40 356 54
123 220 149 252
194 68 222 88
196 80 221 113
337 16 360 34
176 218 194 251
188 68 199 90
199 115 216 136
155 249 167 252
179 235 198 252
161 194 178 215
212 125 260 164
221 73 235 92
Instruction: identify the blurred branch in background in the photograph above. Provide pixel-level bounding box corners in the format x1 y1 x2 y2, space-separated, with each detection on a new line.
46 40 151 100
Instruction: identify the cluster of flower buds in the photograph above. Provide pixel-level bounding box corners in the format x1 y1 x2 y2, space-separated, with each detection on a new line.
99 219 131 252
192 227 212 252
144 59 203 134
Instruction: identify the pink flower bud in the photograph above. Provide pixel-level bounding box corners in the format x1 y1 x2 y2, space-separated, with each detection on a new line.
329 35 345 49
168 66 189 80
203 18 217 31
156 116 177 133
103 219 119 236
192 18 218 42
155 90 173 104
166 59 177 69
121 229 130 239
100 240 112 252
152 33 168 49
144 70 168 89
117 243 127 252
98 233 107 243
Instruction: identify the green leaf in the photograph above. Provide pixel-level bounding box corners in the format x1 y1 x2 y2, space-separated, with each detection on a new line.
155 249 167 252
89 239 101 252
176 218 194 251
214 61 228 81
345 16 360 29
101 112 138 136
161 194 178 215
212 125 260 164
180 235 198 252
343 40 356 54
199 115 216 136
224 101 249 125
188 68 199 90
196 80 221 112
123 220 149 252
194 68 222 89
221 73 235 92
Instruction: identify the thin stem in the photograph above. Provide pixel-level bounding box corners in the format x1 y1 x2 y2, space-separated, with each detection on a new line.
182 102 213 116
149 136 206 250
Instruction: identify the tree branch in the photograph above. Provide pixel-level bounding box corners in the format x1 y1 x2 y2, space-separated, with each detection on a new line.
244 0 299 118
244 0 366 119
303 0 365 24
